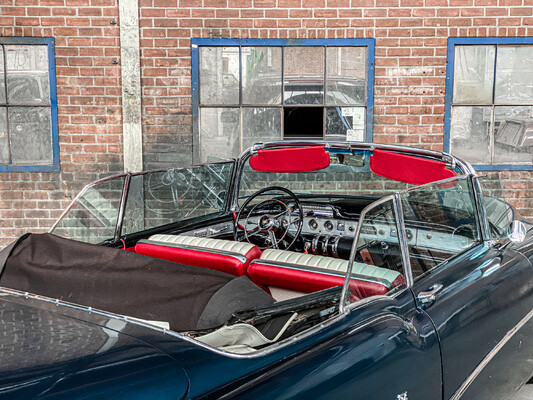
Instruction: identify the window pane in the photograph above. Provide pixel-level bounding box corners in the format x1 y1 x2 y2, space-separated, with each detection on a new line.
0 47 5 104
401 177 480 280
199 47 239 105
493 105 533 163
326 47 367 106
0 107 8 163
242 107 281 150
242 47 282 105
123 163 234 234
326 106 365 141
9 106 52 165
6 45 50 105
495 45 533 104
284 47 324 105
348 198 406 304
52 177 126 244
284 107 323 138
199 107 240 162
453 45 495 104
450 106 491 164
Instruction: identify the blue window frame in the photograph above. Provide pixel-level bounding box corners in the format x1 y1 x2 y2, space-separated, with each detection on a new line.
191 39 375 163
0 37 59 173
445 37 533 171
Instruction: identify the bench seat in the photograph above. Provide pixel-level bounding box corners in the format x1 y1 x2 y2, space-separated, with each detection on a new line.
248 249 405 298
134 234 261 276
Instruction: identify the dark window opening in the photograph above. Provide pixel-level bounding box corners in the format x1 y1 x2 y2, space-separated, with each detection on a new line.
284 107 323 138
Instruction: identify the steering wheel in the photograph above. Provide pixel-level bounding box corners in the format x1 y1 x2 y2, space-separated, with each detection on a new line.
234 186 304 250
451 223 477 247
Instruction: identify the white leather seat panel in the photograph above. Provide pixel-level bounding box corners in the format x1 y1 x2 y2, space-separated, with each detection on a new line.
149 234 256 256
258 249 401 284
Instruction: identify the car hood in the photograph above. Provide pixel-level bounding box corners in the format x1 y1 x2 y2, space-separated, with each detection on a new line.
0 294 190 400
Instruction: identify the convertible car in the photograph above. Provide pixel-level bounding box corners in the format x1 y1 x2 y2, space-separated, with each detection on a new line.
0 141 532 400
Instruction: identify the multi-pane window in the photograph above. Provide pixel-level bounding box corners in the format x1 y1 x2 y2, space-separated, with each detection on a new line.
0 38 58 172
447 38 533 167
193 40 374 163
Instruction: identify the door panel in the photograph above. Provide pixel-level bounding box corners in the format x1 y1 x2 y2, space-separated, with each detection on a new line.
413 244 533 399
400 175 533 399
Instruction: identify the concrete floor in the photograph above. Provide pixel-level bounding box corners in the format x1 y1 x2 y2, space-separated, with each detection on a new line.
509 384 533 400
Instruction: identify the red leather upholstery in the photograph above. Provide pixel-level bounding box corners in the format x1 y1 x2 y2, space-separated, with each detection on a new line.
134 240 261 276
248 262 405 298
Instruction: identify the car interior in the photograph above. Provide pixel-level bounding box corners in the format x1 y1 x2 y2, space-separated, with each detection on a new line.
32 144 486 354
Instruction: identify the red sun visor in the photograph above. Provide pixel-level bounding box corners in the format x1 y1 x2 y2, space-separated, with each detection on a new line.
250 146 331 173
370 149 456 185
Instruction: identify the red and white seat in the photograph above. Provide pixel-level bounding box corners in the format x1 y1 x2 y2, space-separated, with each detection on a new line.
134 234 261 276
247 249 405 298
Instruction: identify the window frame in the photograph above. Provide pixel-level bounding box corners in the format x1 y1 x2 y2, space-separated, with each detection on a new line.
444 37 533 171
0 37 59 173
191 38 375 163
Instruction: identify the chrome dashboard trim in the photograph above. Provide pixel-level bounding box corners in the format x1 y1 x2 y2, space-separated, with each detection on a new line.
321 235 330 256
332 236 341 258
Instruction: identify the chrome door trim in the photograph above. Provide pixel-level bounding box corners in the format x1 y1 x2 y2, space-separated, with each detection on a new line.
449 307 533 400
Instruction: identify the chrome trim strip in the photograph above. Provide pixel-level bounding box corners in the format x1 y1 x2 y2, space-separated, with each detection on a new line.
114 173 130 241
139 239 249 264
450 307 533 400
471 175 490 243
393 193 414 288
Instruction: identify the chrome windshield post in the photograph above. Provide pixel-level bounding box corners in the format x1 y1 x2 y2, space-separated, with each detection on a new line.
113 173 131 243
393 192 413 288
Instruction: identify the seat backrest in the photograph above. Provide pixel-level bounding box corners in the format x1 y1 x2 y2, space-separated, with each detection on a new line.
134 234 261 276
248 249 405 298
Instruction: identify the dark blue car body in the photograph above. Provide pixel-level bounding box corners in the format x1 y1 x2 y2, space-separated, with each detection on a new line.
1 142 532 400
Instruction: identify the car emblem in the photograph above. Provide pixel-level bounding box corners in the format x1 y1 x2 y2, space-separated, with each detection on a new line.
396 392 408 400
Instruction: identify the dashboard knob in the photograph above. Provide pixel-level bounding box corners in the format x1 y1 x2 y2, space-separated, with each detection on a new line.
324 220 334 231
309 219 318 230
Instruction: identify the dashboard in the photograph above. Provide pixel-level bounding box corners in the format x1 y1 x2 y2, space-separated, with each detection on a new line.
243 201 474 257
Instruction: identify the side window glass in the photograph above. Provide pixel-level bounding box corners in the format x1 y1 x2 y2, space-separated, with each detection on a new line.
123 162 234 235
52 177 126 244
477 175 513 239
347 198 406 304
400 177 481 280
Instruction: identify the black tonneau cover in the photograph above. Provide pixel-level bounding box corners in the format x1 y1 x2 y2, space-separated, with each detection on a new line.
0 233 273 331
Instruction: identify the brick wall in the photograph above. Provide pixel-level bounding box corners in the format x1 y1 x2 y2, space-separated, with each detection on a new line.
2 0 533 246
0 1 123 247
